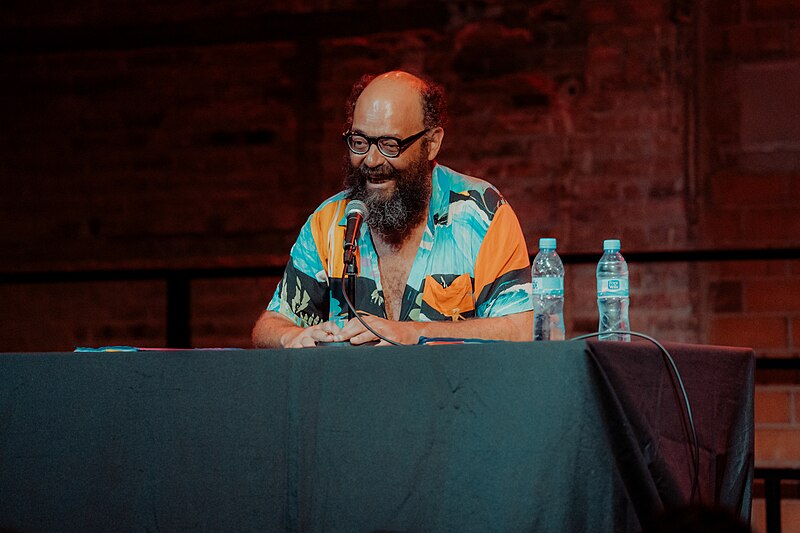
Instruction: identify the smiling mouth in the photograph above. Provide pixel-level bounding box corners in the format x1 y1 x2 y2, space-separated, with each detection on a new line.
367 176 392 184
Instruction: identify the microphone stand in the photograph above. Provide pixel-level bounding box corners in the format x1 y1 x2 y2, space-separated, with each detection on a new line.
344 255 358 320
339 242 402 347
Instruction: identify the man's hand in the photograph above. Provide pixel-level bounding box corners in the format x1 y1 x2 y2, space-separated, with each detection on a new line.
253 310 533 348
333 315 422 346
332 311 533 346
282 320 343 348
252 311 346 348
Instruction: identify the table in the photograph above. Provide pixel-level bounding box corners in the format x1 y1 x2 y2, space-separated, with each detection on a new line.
0 340 753 532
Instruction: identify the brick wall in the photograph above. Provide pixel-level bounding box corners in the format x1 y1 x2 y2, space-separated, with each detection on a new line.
702 0 800 529
0 280 166 351
701 1 800 498
2 0 696 349
2 0 800 527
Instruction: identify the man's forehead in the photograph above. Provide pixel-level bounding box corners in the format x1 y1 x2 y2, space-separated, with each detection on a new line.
353 75 425 131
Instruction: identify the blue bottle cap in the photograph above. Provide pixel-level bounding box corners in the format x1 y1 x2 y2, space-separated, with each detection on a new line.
603 239 621 251
539 237 557 249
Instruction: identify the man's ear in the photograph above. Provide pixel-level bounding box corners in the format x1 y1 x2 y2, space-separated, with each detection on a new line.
425 127 445 161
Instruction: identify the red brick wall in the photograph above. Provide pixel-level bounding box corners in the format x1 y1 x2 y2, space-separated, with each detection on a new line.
2 2 800 524
0 281 166 351
701 2 800 496
701 0 800 528
1 0 697 349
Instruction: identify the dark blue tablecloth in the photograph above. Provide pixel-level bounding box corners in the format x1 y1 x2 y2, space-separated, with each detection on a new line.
0 340 753 532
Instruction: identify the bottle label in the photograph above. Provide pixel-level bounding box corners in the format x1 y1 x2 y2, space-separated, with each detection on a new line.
597 278 629 297
532 277 564 296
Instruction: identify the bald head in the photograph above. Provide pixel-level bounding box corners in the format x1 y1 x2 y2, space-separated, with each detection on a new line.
345 70 447 133
371 70 427 86
357 71 427 129
353 73 427 142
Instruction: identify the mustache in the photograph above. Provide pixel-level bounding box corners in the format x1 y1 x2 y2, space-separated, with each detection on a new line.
350 163 401 182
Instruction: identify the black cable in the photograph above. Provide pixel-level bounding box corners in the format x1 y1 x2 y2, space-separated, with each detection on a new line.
341 271 402 346
569 330 701 504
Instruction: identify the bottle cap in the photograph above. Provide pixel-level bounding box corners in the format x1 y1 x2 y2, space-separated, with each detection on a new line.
539 237 557 250
603 239 621 251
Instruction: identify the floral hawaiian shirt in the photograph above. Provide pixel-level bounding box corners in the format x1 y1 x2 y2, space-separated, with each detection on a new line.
266 164 533 327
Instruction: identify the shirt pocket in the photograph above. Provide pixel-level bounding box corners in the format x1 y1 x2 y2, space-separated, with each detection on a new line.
421 273 475 321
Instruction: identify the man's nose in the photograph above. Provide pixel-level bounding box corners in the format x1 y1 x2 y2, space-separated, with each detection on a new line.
363 143 386 168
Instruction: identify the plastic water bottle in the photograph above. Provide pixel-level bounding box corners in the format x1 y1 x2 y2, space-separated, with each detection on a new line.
596 239 630 341
532 237 565 341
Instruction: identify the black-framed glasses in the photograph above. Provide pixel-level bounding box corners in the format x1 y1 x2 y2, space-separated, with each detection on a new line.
342 128 430 158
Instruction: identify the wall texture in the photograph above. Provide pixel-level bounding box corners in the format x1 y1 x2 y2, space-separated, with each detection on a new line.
1 0 699 343
700 0 800 492
1 0 799 528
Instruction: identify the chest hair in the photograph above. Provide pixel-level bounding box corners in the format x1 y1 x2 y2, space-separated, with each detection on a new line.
372 223 426 321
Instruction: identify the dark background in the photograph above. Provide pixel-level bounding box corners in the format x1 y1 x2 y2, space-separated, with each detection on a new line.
0 0 800 357
1 0 798 349
1 0 799 491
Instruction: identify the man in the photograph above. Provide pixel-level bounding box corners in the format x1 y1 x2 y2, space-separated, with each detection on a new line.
252 70 532 348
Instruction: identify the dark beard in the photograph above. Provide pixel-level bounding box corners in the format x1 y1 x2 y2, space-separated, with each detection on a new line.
344 153 432 249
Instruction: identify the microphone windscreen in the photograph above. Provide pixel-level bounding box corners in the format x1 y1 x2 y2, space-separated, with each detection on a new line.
346 200 369 220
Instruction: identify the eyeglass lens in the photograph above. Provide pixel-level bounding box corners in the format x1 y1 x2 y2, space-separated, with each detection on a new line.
347 135 401 157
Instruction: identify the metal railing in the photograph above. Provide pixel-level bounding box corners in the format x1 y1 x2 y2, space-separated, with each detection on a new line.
754 467 800 533
3 247 800 347
0 265 283 348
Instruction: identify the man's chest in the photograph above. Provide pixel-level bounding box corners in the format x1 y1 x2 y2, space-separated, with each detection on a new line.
375 253 415 320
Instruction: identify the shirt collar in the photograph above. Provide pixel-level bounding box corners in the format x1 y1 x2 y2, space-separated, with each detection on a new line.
428 163 450 229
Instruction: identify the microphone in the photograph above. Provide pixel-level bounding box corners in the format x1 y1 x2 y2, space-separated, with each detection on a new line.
343 200 368 265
